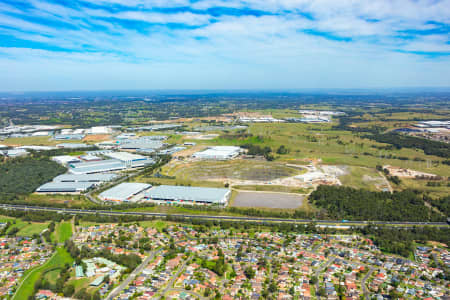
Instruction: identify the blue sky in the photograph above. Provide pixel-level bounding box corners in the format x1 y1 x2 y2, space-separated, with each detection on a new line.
0 0 449 91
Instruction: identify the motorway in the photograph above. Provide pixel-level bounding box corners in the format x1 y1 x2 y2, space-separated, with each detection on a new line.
0 204 448 228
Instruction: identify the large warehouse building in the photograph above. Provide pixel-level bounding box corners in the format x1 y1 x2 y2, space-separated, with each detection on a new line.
144 185 230 206
36 182 95 193
53 173 118 183
192 146 241 160
36 173 118 193
99 183 151 202
68 157 154 174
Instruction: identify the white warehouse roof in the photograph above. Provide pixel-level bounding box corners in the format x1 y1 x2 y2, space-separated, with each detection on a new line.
104 152 148 162
52 155 82 165
99 183 151 202
68 159 127 174
192 146 241 160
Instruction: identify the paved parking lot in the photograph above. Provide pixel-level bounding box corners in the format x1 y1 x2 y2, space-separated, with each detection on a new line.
232 191 304 209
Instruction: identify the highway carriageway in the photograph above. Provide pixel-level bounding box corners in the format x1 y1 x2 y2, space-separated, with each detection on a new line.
0 204 448 228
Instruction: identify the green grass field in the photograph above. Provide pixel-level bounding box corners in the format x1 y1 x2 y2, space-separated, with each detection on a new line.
54 221 73 243
43 268 62 286
0 216 16 223
6 219 28 235
339 166 388 191
0 216 48 237
17 222 49 237
13 247 73 300
67 277 91 294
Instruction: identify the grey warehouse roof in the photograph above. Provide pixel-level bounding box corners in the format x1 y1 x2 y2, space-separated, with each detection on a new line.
53 173 118 182
69 159 126 174
145 185 230 204
99 183 151 201
119 140 164 150
36 182 95 193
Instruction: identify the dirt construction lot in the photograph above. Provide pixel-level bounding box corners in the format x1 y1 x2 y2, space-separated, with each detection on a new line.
232 191 304 209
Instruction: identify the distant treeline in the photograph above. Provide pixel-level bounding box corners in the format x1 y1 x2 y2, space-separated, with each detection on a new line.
333 115 450 158
363 132 450 158
309 185 446 222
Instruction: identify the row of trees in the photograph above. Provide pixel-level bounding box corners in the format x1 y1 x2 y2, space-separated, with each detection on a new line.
361 225 450 258
363 132 450 158
241 143 274 160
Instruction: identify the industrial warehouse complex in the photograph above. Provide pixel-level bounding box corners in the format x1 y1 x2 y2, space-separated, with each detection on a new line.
145 185 231 206
36 182 96 193
68 153 154 175
36 173 118 193
28 131 237 204
97 183 231 205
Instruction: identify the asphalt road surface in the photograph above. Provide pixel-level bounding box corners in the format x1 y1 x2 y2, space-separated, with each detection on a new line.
106 248 163 300
362 267 375 299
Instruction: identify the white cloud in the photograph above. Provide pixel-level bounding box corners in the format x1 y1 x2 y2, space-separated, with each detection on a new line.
0 0 449 90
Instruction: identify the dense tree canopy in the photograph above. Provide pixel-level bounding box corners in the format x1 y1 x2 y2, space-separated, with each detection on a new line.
309 185 445 222
0 157 67 201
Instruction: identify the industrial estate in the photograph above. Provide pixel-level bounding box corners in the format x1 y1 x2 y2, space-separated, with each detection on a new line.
1 0 450 296
0 91 448 300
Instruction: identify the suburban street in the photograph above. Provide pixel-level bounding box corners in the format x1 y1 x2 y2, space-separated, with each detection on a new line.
314 258 335 299
362 267 375 300
106 248 164 300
